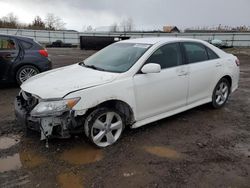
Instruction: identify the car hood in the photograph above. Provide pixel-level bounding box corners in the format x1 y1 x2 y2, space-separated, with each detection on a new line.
21 64 119 99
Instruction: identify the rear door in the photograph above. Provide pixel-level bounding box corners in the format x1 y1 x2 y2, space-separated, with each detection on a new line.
0 36 20 81
182 42 221 105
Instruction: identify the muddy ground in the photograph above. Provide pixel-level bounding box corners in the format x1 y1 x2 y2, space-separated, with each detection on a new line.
0 48 249 188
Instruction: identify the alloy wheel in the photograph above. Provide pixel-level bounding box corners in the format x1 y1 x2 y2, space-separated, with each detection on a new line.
18 66 39 83
215 81 229 106
90 111 123 147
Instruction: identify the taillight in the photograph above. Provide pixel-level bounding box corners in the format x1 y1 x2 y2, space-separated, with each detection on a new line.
235 59 240 66
39 49 48 57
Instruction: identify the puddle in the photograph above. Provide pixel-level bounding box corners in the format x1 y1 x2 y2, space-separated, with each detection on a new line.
0 135 20 150
57 172 83 188
19 149 48 168
0 153 22 172
60 145 103 165
143 146 181 159
0 149 47 172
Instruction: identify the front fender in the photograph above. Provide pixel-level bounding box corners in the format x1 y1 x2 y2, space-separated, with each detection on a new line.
64 78 137 117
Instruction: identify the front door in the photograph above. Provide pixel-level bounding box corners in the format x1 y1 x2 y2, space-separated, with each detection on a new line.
133 42 189 121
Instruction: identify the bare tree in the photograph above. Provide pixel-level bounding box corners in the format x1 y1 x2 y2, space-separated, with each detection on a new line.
120 19 127 32
86 25 93 32
30 16 45 29
45 13 65 30
0 13 19 28
120 18 134 32
110 22 118 32
126 18 134 32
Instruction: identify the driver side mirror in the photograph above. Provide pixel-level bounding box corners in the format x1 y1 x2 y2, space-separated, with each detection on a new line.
141 63 161 74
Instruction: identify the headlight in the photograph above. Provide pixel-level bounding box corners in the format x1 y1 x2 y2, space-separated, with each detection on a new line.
30 97 80 117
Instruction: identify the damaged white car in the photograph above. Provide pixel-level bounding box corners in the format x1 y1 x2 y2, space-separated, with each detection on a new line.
15 37 239 147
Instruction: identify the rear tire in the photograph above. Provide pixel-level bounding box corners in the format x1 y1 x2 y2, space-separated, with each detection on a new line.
16 65 40 85
212 78 230 108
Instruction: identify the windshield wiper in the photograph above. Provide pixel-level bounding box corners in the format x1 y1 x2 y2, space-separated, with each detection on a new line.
79 62 106 71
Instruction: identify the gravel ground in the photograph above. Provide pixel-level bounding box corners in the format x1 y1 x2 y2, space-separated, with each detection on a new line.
0 47 249 188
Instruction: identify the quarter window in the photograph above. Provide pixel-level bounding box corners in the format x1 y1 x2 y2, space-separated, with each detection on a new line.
0 38 17 50
146 43 182 69
20 40 33 49
183 42 208 63
206 47 219 60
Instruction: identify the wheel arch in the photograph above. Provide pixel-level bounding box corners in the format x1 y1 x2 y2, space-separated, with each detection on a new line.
220 75 232 92
14 63 41 78
85 99 135 126
13 63 41 83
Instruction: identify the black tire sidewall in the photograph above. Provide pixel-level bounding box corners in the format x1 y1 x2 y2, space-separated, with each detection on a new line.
212 78 230 108
87 108 125 148
16 65 40 85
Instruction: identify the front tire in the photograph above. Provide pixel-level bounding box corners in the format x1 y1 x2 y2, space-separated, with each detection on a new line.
16 65 40 85
87 108 125 148
212 78 230 108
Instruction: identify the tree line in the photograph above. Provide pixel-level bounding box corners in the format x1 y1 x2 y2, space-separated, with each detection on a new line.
0 13 65 30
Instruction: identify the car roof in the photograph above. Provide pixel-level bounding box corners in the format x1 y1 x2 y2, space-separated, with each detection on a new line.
119 37 205 45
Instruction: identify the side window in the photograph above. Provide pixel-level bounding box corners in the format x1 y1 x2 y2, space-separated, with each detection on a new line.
20 40 33 50
146 43 182 69
0 37 17 50
206 47 219 60
183 42 208 63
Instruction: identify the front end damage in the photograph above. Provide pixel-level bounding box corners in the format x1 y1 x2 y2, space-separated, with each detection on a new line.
15 90 83 144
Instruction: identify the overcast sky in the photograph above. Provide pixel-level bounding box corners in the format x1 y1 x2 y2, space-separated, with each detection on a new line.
0 0 249 31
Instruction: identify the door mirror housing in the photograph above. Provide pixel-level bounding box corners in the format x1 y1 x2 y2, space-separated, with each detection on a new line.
141 63 161 74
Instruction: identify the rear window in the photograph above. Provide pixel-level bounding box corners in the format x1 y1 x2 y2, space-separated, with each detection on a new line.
183 42 208 63
20 40 33 49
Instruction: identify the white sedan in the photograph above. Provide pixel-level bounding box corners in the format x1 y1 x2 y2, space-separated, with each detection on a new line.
15 37 240 147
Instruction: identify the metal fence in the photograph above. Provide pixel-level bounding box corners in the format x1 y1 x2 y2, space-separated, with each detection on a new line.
0 28 250 47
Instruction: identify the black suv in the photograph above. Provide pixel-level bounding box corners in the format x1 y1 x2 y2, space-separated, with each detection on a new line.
0 34 52 85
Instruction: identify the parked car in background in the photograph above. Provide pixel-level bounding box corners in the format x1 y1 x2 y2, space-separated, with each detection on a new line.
15 37 239 147
46 40 77 48
0 34 52 85
209 39 231 48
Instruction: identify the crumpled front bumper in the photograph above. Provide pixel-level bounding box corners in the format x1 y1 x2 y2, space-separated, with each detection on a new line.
14 96 72 140
15 96 40 131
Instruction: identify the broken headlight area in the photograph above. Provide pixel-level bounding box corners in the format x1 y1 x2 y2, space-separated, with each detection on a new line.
30 97 80 117
15 91 82 142
17 90 39 112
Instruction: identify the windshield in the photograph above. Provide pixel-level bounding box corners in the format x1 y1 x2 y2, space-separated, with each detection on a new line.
83 42 151 73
